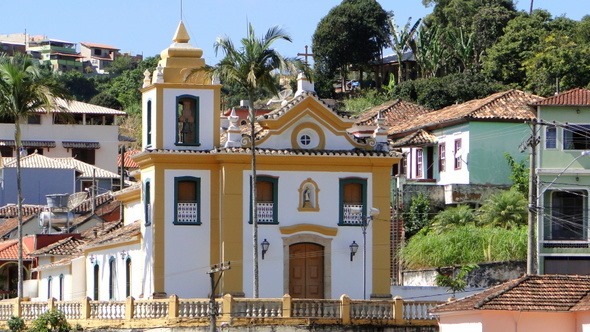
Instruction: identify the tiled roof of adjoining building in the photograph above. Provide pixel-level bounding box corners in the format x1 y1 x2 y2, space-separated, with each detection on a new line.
531 88 590 106
391 129 438 147
0 239 34 261
257 91 354 121
29 236 85 256
37 98 126 115
136 147 400 158
355 99 433 127
2 153 76 169
81 221 140 249
389 90 543 137
54 158 120 179
431 274 590 314
0 205 45 218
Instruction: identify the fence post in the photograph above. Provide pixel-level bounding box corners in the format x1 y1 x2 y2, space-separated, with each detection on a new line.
12 297 21 318
47 298 55 312
169 295 179 319
221 294 232 322
340 294 351 325
393 296 404 324
125 297 134 320
282 294 291 318
81 297 91 320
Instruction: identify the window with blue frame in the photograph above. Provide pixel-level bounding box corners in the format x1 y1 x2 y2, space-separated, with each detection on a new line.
250 176 278 224
174 176 201 225
146 100 152 146
144 180 151 226
339 178 367 226
176 95 199 146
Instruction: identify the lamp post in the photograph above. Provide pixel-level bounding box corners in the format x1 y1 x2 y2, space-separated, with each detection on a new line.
352 207 379 300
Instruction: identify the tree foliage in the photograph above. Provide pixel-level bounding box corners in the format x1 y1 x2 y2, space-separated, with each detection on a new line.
312 0 390 79
505 153 529 194
391 71 504 109
403 193 431 239
477 189 528 229
430 205 476 233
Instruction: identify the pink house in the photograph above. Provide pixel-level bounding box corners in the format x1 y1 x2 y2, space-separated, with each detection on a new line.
430 274 590 332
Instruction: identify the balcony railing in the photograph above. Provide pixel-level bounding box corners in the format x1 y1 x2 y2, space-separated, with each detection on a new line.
177 202 198 223
2 295 442 330
342 204 364 225
256 202 274 223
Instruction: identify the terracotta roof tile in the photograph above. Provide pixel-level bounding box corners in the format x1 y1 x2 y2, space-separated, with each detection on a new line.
258 91 354 121
2 153 75 169
0 239 34 261
138 147 399 158
431 274 590 314
82 221 140 249
117 149 140 168
531 88 590 106
80 42 119 50
32 257 73 271
355 99 433 126
0 205 45 218
29 236 85 256
54 158 119 178
39 98 126 115
390 90 542 136
391 129 437 147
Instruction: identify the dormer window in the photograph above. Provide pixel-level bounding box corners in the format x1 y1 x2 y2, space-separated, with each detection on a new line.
176 95 200 146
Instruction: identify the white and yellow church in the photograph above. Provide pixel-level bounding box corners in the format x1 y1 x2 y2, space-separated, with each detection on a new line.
32 22 401 301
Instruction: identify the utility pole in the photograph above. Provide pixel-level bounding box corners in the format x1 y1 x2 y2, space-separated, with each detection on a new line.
527 120 539 274
207 261 230 332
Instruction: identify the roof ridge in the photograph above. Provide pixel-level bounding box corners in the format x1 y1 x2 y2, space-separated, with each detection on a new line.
468 90 514 116
474 274 529 309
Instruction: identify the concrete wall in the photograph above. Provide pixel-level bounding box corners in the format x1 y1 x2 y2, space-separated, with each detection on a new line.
402 261 526 288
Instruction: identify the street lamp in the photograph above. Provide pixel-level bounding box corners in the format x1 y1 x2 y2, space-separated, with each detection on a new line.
349 241 359 261
261 239 270 260
351 206 380 299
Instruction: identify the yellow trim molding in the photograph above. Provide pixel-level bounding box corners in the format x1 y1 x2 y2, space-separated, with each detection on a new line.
279 224 337 237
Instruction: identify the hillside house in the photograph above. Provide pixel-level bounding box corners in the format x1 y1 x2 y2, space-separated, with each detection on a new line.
80 42 119 74
533 88 590 274
0 99 126 173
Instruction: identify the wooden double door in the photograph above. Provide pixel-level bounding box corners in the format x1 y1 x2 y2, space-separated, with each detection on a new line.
289 243 324 299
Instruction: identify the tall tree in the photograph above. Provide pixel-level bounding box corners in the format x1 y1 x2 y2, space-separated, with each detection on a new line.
0 55 70 298
312 0 390 85
387 16 421 84
213 23 306 297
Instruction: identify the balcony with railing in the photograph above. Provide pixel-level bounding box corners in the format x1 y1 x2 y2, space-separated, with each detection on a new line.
1 295 442 330
176 202 199 224
256 202 275 224
341 204 364 226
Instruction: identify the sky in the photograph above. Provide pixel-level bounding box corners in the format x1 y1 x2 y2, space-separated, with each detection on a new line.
0 0 588 65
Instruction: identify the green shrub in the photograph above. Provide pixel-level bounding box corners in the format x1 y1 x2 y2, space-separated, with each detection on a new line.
7 316 25 332
401 225 527 268
403 193 432 239
28 309 71 332
430 205 476 233
478 189 528 229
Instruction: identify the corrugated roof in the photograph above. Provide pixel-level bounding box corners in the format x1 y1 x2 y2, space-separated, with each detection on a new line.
531 88 590 106
389 90 542 136
431 274 590 314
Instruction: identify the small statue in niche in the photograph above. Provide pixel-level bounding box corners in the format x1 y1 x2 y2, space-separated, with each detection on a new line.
302 185 313 208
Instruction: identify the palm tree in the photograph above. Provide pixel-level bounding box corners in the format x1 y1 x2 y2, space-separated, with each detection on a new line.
387 16 421 84
213 23 306 297
0 55 70 298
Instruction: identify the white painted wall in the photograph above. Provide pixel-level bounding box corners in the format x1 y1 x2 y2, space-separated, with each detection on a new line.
140 169 155 298
258 114 357 151
161 89 216 150
163 169 211 298
241 170 373 299
0 114 120 173
86 244 141 301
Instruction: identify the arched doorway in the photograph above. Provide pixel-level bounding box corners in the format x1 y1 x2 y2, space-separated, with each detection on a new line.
289 243 324 299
